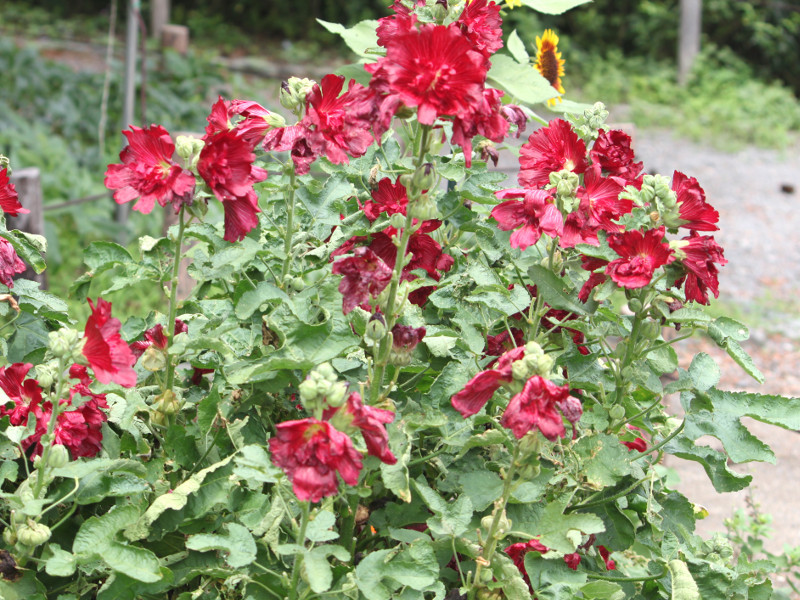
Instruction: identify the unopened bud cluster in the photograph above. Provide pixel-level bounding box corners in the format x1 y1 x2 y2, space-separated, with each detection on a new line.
175 135 205 170
569 102 609 141
280 77 316 114
48 328 84 362
298 362 348 411
549 169 580 213
510 341 555 383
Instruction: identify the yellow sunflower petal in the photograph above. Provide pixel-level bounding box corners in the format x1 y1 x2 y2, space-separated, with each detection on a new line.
533 29 566 104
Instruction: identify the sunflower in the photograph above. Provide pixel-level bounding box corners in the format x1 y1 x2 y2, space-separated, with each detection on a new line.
505 0 522 8
533 29 565 106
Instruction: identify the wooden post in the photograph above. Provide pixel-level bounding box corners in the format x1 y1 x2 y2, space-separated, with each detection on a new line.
678 0 702 86
8 168 47 289
160 24 190 55
150 0 170 40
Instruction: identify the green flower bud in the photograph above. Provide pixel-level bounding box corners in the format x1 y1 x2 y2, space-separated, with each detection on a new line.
627 298 643 313
280 77 316 113
142 346 167 372
365 313 386 342
298 378 318 402
326 381 348 408
511 359 531 382
536 353 555 378
34 363 58 390
48 328 82 360
525 341 544 359
47 444 70 468
317 362 337 382
389 212 408 230
175 135 204 166
408 194 440 221
290 277 305 292
410 163 436 198
264 113 287 129
17 520 51 547
3 527 16 545
153 389 181 416
608 404 625 421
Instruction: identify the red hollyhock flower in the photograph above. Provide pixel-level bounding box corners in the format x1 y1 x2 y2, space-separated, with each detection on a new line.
505 539 549 591
457 0 503 58
0 237 26 288
486 328 524 357
501 375 571 440
332 247 393 314
104 125 196 214
83 298 137 388
564 552 581 570
362 178 409 221
230 99 278 146
577 165 630 233
301 75 377 167
451 88 510 168
671 171 719 231
204 97 236 137
675 231 727 304
369 23 488 126
0 167 28 216
621 424 648 452
578 256 609 302
492 188 563 250
51 380 109 459
0 363 46 443
376 0 420 47
197 128 268 242
519 119 587 189
269 418 363 502
451 346 526 417
541 308 589 356
328 392 397 465
130 319 188 359
590 128 643 185
392 324 426 353
605 227 674 289
502 104 528 139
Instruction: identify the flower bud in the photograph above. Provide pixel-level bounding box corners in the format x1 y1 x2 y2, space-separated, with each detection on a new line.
408 194 440 221
48 327 82 360
280 77 316 113
290 277 305 292
17 520 51 547
389 212 407 230
47 444 70 468
326 381 349 408
627 298 643 313
175 135 205 166
153 389 181 416
142 346 167 372
264 113 287 129
34 362 59 390
3 528 16 545
365 313 386 342
511 359 531 382
608 404 625 421
298 378 318 402
317 362 337 382
409 163 436 199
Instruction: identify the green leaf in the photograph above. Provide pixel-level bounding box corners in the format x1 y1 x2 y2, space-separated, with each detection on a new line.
507 30 529 64
719 338 764 383
707 317 749 343
83 241 133 272
317 19 379 58
533 499 605 553
414 480 473 537
422 335 458 357
574 434 633 487
304 545 350 594
3 229 46 273
305 510 339 543
491 553 532 600
234 281 288 320
186 523 257 568
382 422 413 502
45 544 77 577
668 559 700 600
664 435 751 492
233 444 280 485
295 173 354 237
459 470 503 511
73 504 140 555
356 544 439 600
580 580 625 600
646 344 678 376
527 265 588 315
103 543 163 583
518 0 592 14
524 552 588 599
488 54 560 105
688 353 719 391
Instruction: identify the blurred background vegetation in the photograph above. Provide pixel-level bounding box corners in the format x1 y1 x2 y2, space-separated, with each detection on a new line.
1 0 799 317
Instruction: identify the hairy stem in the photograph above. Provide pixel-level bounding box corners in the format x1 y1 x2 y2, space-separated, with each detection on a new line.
280 167 298 283
288 502 311 600
164 205 187 393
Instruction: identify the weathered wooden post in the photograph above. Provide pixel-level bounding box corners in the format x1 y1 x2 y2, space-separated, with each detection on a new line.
150 0 170 40
678 0 702 86
8 168 47 288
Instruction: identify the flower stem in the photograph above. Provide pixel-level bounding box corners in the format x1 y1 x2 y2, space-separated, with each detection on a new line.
164 205 187 393
288 502 311 600
340 492 361 562
280 167 298 284
33 355 70 499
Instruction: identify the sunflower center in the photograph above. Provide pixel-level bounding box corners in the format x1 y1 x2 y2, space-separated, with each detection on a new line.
538 47 560 88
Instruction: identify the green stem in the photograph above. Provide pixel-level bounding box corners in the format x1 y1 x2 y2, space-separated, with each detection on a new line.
612 311 644 406
618 395 664 429
340 493 361 562
39 478 80 518
289 502 312 600
280 167 298 283
164 205 187 393
586 564 668 582
33 355 70 499
468 444 522 600
631 419 685 461
567 475 651 512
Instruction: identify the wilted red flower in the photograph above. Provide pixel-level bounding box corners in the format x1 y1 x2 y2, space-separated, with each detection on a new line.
130 319 188 359
564 552 581 570
302 75 376 167
605 227 674 289
0 167 27 216
104 125 196 214
197 128 268 242
674 231 727 304
230 99 279 146
486 328 524 357
83 298 137 388
0 237 26 288
519 119 587 189
369 23 488 126
505 538 549 591
492 188 563 250
451 345 526 417
332 247 393 314
501 375 571 440
502 104 528 138
457 0 503 58
392 324 426 353
590 128 643 185
451 88 510 168
269 418 363 502
327 392 397 465
671 171 719 231
598 545 616 570
362 178 409 221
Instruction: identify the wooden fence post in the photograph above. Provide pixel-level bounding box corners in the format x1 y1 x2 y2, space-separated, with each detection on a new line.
678 0 702 86
150 0 170 40
8 168 48 288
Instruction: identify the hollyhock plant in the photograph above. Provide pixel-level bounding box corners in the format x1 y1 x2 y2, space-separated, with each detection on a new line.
269 418 363 502
605 227 674 289
486 328 524 357
83 298 137 387
519 119 587 189
492 188 563 250
671 170 720 231
368 23 488 126
505 539 549 591
451 345 526 417
332 247 393 314
590 128 643 185
50 380 109 459
451 87 510 167
104 125 196 214
674 231 727 304
0 167 27 216
0 236 26 288
500 375 572 440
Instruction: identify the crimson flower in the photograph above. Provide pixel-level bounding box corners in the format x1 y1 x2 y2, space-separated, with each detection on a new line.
197 128 268 242
0 363 46 446
104 125 196 214
392 324 426 353
204 97 236 137
130 319 188 359
451 88 509 168
578 165 630 233
83 298 137 387
519 119 587 189
501 375 571 440
598 545 616 570
675 231 727 304
505 539 549 591
362 178 408 221
376 0 420 47
327 392 397 465
590 128 643 185
578 256 609 302
486 328 524 358
0 167 27 216
230 99 278 146
269 418 363 502
621 424 648 452
369 23 488 126
605 227 674 289
451 346 526 417
492 188 563 250
331 247 393 314
671 171 719 231
457 0 503 58
0 237 26 288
